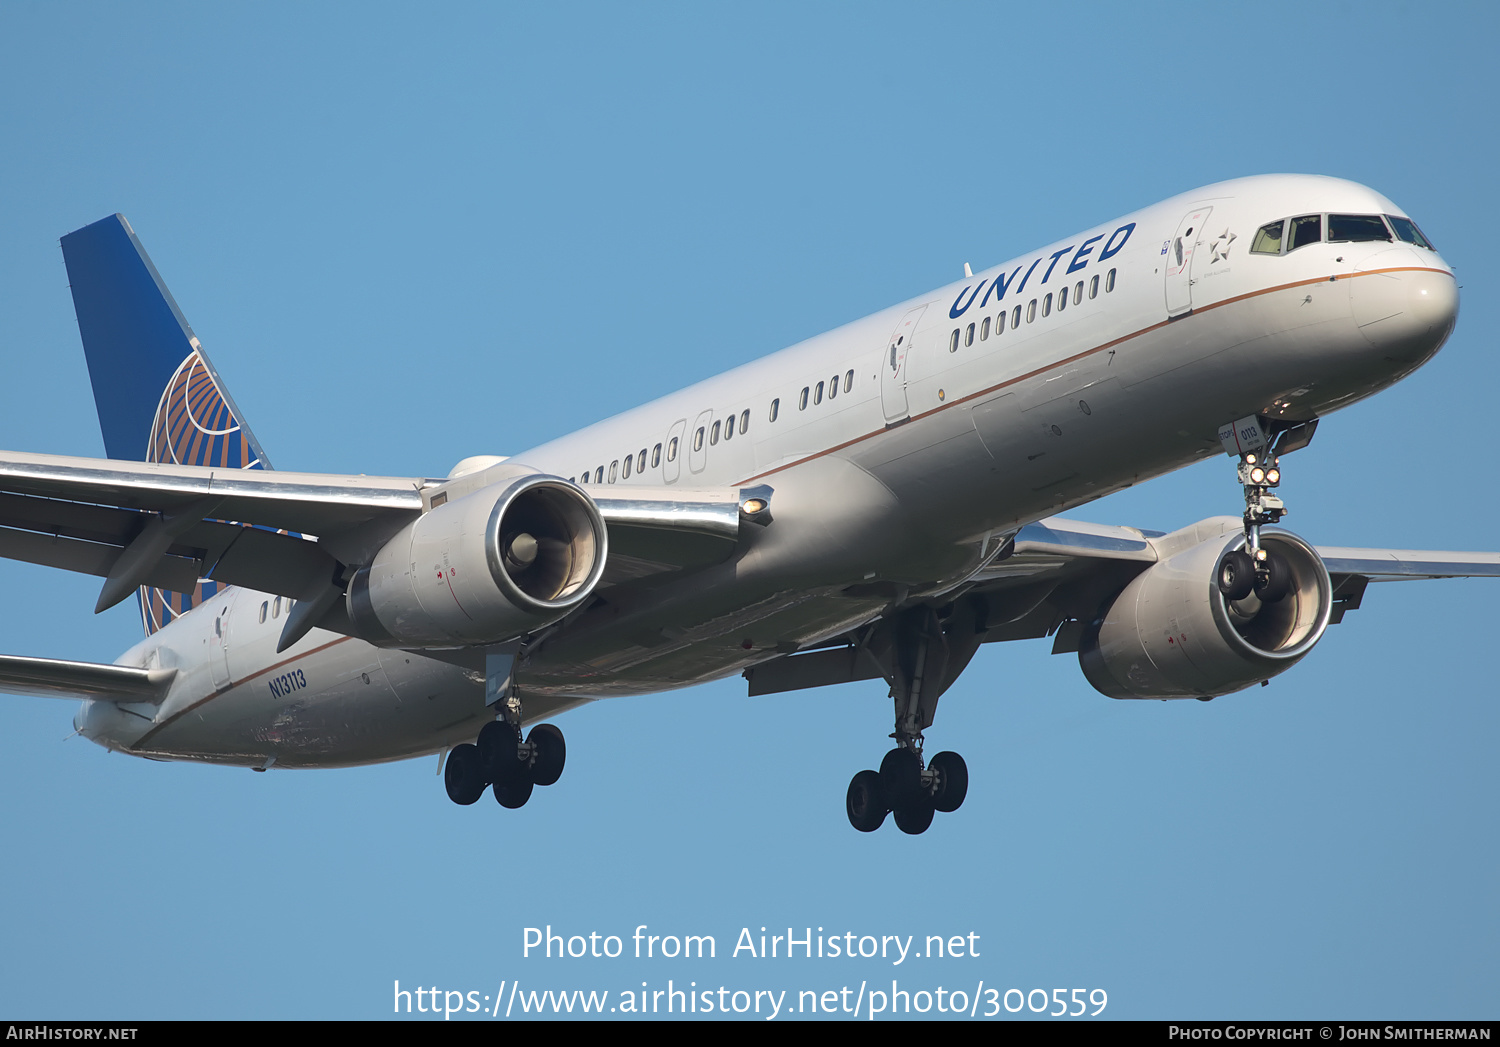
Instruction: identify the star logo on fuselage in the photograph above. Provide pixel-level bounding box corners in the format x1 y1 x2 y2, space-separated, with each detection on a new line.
1209 228 1236 263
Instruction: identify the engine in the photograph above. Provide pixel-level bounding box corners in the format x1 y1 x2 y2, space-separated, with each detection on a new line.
346 469 606 648
1078 525 1332 700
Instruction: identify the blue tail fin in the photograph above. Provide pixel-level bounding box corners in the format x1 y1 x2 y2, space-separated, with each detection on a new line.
60 214 272 635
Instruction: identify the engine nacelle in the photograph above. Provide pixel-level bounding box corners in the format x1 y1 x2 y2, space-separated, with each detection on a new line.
1078 525 1332 700
347 471 606 648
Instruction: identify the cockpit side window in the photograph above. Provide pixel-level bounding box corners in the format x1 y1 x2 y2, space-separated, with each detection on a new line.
1327 214 1393 243
1288 214 1322 251
1387 215 1435 250
1250 220 1285 254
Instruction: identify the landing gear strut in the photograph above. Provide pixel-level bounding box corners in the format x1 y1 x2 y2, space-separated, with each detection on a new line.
1216 414 1315 604
845 604 981 835
444 646 567 809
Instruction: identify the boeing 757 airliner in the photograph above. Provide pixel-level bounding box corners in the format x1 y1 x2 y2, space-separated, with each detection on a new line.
1 174 1491 834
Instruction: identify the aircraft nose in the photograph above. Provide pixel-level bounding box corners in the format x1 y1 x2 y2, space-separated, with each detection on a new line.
1406 266 1459 330
1349 260 1458 365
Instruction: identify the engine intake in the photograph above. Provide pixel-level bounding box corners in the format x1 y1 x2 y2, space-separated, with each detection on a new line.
348 472 606 648
1079 526 1332 700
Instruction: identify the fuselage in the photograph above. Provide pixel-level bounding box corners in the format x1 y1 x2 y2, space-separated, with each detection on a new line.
77 174 1459 768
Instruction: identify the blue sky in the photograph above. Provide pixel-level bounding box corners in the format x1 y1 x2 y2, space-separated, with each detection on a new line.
0 1 1496 1020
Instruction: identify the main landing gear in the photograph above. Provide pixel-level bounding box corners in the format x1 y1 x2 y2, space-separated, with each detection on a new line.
444 720 566 808
845 605 982 836
444 650 566 809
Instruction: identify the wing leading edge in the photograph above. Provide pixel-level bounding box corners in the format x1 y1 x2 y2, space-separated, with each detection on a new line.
743 516 1500 697
0 449 758 627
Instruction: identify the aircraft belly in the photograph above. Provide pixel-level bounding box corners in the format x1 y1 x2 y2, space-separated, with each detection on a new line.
124 633 490 768
520 589 894 699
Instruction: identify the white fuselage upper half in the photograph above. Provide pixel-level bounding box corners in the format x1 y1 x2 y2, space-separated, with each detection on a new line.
78 174 1458 768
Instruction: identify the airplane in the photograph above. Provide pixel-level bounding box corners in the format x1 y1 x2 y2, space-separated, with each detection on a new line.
2 173 1493 835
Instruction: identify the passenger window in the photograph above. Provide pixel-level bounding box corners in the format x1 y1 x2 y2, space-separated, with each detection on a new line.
1251 219 1285 254
769 398 780 422
814 381 824 405
965 323 975 347
949 329 959 353
1089 275 1099 298
1042 293 1052 317
740 408 750 432
594 466 604 483
667 438 678 462
609 460 618 482
1027 299 1037 323
1056 288 1067 313
580 466 590 483
1289 214 1322 251
652 443 662 468
1328 214 1393 243
828 375 838 400
623 454 633 478
694 427 704 451
799 387 809 410
1387 215 1434 250
273 596 281 619
725 415 735 440
259 601 268 624
638 447 647 469
1073 281 1083 305
980 316 991 340
1106 268 1116 292
844 370 853 393
710 421 721 445
995 311 1005 335
1012 304 1021 328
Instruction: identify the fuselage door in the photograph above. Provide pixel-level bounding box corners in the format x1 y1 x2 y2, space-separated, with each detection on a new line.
881 305 927 424
1165 206 1213 317
663 418 686 483
208 592 236 691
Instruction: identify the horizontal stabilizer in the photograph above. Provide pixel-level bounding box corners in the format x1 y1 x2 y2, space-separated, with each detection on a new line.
0 654 175 703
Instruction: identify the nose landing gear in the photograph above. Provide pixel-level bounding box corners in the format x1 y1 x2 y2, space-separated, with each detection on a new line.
1216 414 1317 603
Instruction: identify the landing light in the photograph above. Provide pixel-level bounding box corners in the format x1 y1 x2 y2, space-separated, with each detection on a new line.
1266 469 1280 484
741 498 767 515
1250 467 1266 484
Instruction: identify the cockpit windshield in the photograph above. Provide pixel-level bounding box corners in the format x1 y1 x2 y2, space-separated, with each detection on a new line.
1250 220 1284 254
1289 214 1322 251
1249 212 1437 255
1386 215 1435 250
1327 214 1392 243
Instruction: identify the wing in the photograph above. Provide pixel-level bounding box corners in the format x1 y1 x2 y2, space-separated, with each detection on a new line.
970 520 1500 640
1312 545 1500 623
742 515 1500 696
0 448 755 615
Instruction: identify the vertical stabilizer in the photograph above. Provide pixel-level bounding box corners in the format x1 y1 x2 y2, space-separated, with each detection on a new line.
60 215 273 634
